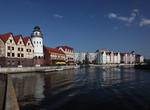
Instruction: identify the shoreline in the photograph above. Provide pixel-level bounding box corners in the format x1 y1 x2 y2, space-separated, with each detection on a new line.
0 65 80 74
81 64 135 67
0 64 136 74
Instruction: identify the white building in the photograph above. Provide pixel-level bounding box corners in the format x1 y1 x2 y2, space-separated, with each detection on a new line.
31 26 44 66
31 26 43 57
74 52 97 64
136 54 144 63
96 49 121 64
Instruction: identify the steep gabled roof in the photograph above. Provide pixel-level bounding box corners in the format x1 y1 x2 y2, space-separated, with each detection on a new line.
44 46 65 54
0 32 12 43
14 35 23 44
23 37 33 46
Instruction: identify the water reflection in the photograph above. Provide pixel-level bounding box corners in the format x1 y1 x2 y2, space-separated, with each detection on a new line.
10 67 150 110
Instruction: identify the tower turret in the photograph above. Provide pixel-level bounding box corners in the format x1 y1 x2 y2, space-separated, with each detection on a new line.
31 26 43 57
31 26 43 38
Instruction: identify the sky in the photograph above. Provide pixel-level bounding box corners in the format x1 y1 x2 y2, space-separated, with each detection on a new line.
0 0 150 58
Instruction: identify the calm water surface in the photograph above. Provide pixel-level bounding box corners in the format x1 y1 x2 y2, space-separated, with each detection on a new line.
11 66 150 110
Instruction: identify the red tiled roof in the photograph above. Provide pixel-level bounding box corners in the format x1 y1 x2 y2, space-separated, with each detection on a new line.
0 32 12 43
14 35 22 44
56 46 73 50
120 53 126 56
44 46 65 54
23 37 30 45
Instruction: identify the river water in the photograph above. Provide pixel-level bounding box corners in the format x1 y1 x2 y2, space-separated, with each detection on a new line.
10 66 150 110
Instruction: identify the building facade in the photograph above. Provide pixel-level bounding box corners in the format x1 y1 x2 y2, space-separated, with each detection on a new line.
96 50 120 64
0 33 34 67
96 49 144 65
74 52 97 64
56 46 74 65
44 46 66 66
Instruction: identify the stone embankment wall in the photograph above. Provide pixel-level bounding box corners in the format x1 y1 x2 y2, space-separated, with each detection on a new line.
0 65 79 74
0 74 7 110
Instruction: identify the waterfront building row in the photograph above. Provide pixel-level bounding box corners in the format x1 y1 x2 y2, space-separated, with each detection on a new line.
96 49 144 64
74 49 144 65
0 33 34 67
0 26 74 67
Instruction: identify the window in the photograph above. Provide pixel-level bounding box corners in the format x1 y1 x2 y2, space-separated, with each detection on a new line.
20 41 22 44
17 53 20 57
7 52 10 56
12 53 15 57
21 48 23 51
10 40 12 43
8 46 10 50
18 48 20 51
21 54 24 57
8 61 10 65
28 43 30 45
40 41 41 44
37 41 38 44
29 49 31 52
12 47 14 50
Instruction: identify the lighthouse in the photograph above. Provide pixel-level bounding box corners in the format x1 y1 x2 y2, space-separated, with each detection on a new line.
31 26 44 66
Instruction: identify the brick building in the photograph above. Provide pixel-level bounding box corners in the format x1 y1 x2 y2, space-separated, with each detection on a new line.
44 46 66 66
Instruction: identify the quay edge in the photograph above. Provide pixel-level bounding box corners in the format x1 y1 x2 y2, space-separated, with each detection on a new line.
0 65 80 74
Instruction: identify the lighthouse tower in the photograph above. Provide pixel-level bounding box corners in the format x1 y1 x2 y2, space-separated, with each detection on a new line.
31 26 44 66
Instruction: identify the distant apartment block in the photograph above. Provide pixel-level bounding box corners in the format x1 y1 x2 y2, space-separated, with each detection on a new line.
74 52 97 64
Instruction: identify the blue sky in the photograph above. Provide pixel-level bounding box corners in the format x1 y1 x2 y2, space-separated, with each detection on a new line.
0 0 150 58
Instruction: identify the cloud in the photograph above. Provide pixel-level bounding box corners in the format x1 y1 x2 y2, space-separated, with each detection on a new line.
140 18 150 27
108 13 117 18
108 9 139 23
53 14 64 19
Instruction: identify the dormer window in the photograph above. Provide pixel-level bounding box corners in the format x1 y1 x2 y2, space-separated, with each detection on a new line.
10 40 12 43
